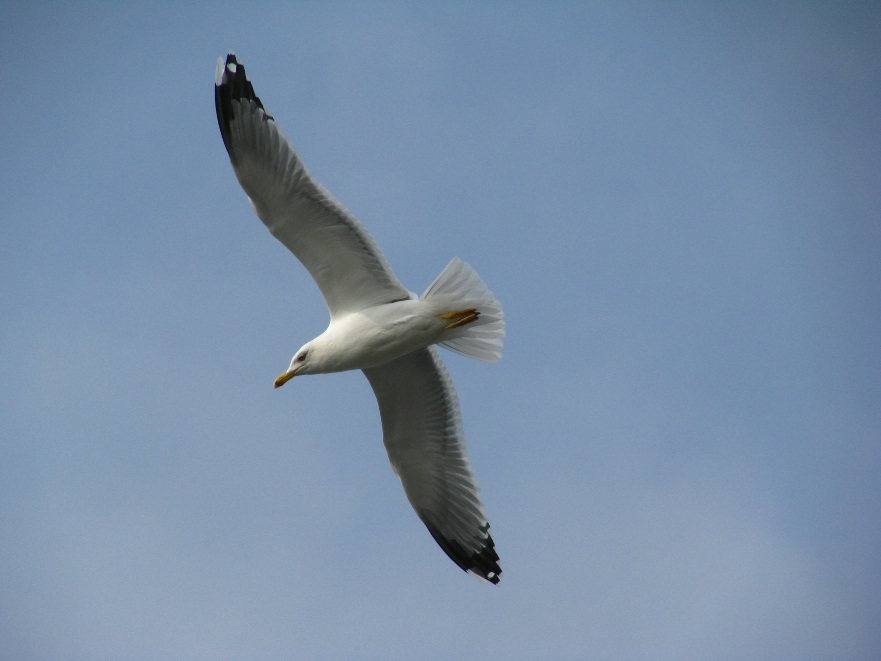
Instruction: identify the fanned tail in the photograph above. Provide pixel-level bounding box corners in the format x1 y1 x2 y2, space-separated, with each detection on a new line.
422 258 505 362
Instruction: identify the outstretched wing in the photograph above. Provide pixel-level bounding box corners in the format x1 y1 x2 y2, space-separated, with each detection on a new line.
363 347 501 583
215 53 411 317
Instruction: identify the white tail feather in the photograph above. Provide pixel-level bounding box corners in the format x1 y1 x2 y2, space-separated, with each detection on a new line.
422 258 505 362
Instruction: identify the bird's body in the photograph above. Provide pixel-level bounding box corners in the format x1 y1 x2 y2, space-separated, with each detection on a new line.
299 301 442 374
298 300 471 374
215 53 504 583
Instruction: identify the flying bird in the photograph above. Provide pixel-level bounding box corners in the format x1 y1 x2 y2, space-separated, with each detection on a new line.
214 53 504 583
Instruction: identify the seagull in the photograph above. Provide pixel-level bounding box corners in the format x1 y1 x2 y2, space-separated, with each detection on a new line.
214 53 504 583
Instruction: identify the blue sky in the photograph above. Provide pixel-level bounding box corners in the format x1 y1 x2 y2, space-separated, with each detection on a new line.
2 2 879 658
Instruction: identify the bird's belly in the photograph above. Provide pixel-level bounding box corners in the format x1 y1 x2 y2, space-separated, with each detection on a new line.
328 301 445 370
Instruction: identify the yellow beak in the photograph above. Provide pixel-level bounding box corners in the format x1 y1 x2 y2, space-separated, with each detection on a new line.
274 368 298 389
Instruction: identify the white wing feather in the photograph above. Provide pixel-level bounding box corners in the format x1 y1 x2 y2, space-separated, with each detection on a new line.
363 347 501 583
215 54 411 317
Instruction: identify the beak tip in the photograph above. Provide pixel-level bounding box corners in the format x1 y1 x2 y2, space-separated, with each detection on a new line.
274 370 296 389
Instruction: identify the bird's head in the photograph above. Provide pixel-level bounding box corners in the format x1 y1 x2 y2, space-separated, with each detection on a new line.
274 342 314 388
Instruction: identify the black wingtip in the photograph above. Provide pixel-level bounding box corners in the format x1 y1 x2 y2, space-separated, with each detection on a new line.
214 52 272 161
422 519 502 585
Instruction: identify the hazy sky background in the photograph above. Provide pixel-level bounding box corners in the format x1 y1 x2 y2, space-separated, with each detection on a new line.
2 2 879 659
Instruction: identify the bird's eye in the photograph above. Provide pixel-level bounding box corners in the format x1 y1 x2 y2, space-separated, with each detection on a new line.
296 351 307 362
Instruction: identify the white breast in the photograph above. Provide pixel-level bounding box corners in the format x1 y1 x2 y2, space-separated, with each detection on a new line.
314 299 449 373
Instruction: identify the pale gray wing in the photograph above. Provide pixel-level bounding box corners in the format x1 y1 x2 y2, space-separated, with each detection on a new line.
363 347 501 583
215 53 411 317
